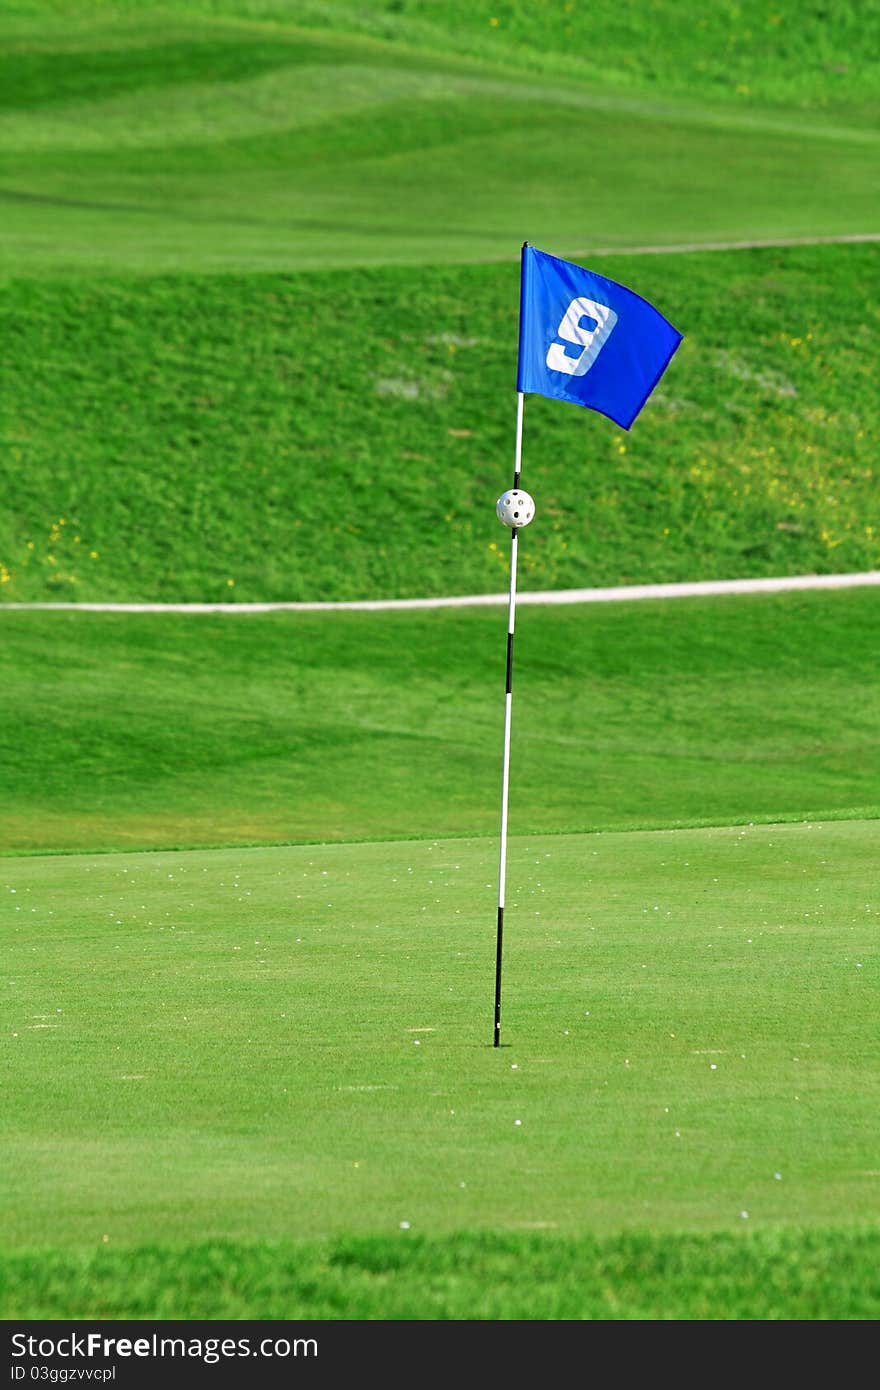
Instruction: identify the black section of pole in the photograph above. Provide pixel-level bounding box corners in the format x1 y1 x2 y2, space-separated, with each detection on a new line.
504 625 514 695
493 905 504 1047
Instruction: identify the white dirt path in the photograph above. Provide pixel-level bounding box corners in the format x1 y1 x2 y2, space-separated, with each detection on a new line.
574 232 880 258
3 571 880 614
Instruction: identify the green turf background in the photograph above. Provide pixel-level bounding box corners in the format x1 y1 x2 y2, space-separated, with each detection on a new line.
1 3 877 276
2 0 879 1323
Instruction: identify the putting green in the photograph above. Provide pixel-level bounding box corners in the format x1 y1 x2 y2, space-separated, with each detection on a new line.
3 821 877 1252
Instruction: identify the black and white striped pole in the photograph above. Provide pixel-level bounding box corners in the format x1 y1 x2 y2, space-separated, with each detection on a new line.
493 390 536 1047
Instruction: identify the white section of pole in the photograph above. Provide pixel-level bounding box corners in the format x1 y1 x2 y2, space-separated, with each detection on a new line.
513 389 524 484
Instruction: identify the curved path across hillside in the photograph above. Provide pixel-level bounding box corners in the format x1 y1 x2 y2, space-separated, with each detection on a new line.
3 570 880 614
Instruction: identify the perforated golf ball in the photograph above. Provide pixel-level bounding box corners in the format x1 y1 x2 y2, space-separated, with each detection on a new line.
496 488 535 528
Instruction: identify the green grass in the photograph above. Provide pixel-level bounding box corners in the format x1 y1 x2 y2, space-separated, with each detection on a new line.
2 822 878 1315
191 0 880 126
4 1230 879 1320
0 7 877 275
1 589 880 854
8 0 880 124
3 244 879 605
3 0 879 1323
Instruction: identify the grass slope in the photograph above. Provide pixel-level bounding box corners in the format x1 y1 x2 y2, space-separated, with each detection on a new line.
1 588 879 855
0 9 877 275
3 244 879 605
202 0 880 126
2 823 878 1315
8 1 880 124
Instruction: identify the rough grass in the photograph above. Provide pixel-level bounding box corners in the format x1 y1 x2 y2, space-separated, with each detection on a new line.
2 244 879 605
3 1229 879 1320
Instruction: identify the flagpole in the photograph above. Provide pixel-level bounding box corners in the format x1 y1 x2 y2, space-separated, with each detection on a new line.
490 241 681 1048
493 389 525 1047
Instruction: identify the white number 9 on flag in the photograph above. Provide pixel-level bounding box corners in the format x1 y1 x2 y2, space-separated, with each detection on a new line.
546 296 618 378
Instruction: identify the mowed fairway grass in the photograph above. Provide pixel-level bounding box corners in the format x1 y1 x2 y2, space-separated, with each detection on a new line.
1 4 878 275
2 589 880 854
2 821 878 1319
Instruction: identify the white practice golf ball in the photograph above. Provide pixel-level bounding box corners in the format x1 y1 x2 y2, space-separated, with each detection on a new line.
496 488 535 528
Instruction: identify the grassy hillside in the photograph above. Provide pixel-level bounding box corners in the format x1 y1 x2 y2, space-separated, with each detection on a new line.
291 0 880 121
0 6 877 276
2 823 878 1315
2 588 879 855
2 244 879 605
284 0 880 125
7 1 880 125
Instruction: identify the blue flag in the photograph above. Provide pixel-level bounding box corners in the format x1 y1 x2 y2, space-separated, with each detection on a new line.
516 244 682 430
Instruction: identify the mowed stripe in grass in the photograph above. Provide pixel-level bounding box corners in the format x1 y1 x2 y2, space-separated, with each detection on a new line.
1 588 880 854
2 245 879 606
1 824 877 1265
1 10 877 274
